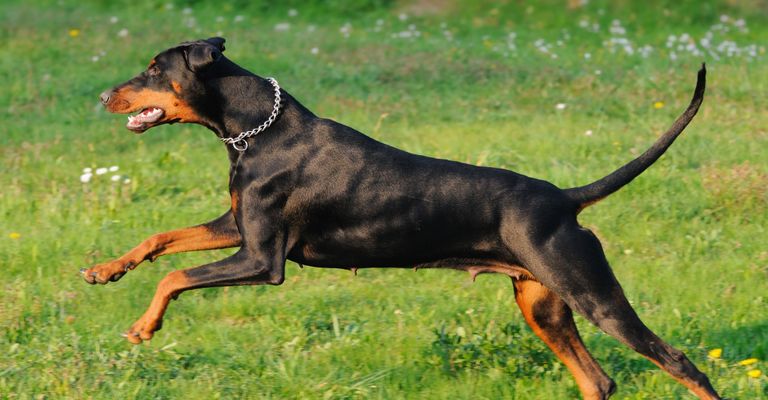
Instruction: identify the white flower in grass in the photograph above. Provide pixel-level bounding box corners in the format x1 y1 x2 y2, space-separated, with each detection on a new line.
666 34 676 48
274 23 290 32
95 167 108 175
83 167 92 173
609 19 626 35
288 9 298 17
585 130 593 136
111 175 121 182
80 173 93 183
310 47 319 55
340 23 352 38
109 166 119 172
555 103 567 110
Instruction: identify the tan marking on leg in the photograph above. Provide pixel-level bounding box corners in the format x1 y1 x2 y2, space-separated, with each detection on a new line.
150 225 241 257
125 270 191 343
640 355 721 400
514 279 615 400
83 225 240 284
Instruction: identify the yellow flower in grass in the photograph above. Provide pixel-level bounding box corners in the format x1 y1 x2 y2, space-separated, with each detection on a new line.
68 28 80 38
707 348 722 359
653 101 665 109
738 358 758 366
747 369 762 378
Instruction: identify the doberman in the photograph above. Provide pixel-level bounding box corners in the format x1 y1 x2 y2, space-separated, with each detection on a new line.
85 38 720 399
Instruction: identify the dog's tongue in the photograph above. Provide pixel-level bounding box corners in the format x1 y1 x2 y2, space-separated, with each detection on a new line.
126 107 164 129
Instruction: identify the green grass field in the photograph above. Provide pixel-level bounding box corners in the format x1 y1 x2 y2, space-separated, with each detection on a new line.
1 0 766 398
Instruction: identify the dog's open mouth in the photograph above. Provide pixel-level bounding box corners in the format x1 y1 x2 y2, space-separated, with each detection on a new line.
126 107 164 132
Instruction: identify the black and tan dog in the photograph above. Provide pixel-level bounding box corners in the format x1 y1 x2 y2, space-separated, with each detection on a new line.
83 38 720 399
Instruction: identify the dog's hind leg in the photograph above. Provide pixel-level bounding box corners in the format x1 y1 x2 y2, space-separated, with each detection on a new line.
513 279 616 400
519 224 721 399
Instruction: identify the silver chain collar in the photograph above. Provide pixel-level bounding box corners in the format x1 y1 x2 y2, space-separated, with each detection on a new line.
220 77 282 152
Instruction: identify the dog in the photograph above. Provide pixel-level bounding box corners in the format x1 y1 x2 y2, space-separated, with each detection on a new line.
83 38 720 399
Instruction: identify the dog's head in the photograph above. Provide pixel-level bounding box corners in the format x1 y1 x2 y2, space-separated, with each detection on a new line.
99 37 228 133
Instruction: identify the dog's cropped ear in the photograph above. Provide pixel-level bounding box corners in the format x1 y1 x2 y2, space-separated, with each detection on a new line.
185 37 226 72
204 37 226 52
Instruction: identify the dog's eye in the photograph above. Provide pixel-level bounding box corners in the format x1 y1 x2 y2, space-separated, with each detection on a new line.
147 66 161 77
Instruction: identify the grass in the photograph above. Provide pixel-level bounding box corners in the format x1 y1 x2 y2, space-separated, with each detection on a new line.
1 0 766 398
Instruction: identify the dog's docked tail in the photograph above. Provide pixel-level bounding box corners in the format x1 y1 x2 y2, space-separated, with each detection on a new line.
565 64 706 212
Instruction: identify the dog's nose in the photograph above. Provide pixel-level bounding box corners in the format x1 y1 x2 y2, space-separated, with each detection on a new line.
99 90 113 105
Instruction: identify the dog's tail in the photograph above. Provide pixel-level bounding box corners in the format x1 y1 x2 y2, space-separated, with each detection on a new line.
564 64 706 212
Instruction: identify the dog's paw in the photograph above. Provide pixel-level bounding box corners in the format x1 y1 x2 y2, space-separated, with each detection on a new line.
80 260 135 285
122 314 163 344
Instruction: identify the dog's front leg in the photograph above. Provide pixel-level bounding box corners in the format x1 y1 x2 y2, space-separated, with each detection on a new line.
124 241 286 343
81 210 240 284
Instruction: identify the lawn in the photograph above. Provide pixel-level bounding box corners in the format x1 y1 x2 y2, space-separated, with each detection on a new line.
1 0 766 398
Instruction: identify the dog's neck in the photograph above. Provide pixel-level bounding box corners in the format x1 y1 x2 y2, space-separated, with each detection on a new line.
198 76 310 149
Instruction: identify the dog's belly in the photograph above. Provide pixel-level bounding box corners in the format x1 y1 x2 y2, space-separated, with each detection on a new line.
286 200 510 269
